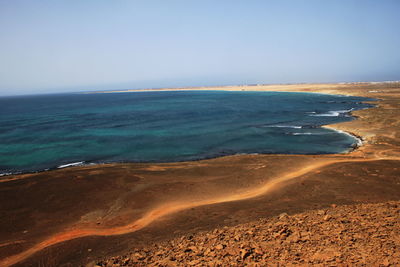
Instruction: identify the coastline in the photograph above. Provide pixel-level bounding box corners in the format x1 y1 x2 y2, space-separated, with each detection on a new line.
323 126 363 151
0 81 399 266
0 89 373 179
88 81 400 95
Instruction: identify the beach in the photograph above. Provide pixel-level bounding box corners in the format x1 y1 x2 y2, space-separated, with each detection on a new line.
0 81 399 266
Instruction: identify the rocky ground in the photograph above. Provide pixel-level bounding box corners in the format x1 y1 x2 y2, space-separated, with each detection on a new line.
95 201 400 266
2 83 399 266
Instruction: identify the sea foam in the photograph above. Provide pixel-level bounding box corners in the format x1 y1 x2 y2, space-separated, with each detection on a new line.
57 161 85 169
263 125 302 129
309 108 354 117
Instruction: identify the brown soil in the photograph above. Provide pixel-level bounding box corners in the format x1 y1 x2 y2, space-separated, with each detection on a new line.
96 201 400 266
0 82 399 266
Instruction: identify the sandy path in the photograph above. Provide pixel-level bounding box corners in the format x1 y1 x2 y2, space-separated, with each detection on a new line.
1 156 396 267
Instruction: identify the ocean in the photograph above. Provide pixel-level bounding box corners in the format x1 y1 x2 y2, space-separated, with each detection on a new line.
0 90 374 175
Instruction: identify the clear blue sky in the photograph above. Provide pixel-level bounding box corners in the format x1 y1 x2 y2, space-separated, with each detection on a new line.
0 0 399 96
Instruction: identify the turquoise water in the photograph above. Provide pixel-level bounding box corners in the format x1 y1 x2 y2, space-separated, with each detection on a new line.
0 91 373 175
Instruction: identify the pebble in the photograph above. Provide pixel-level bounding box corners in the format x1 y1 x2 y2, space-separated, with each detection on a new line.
95 201 400 266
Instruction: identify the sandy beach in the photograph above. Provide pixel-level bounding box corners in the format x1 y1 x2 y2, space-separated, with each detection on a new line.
0 81 399 266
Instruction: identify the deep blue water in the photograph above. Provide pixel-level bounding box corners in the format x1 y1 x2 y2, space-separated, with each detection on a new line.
0 91 374 175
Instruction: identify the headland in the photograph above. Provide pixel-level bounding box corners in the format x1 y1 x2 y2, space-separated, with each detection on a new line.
0 81 399 266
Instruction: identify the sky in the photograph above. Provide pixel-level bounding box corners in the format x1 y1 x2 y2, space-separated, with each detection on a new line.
0 0 399 96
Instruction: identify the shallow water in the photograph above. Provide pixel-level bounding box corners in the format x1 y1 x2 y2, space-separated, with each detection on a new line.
0 91 374 174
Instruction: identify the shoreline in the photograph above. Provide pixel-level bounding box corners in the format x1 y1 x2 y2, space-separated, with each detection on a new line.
0 127 365 181
0 81 399 266
88 80 400 95
0 90 372 179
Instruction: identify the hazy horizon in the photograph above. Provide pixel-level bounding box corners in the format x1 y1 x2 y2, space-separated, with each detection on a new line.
1 0 399 96
2 79 400 98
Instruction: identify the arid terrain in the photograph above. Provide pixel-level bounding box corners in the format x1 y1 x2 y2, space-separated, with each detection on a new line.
98 201 400 266
0 82 399 266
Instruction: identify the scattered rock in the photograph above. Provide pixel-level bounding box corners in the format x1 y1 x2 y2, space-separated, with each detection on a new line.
240 249 251 260
323 215 331 221
215 244 224 250
382 258 391 266
317 210 326 216
278 212 288 219
234 234 241 241
95 201 400 266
